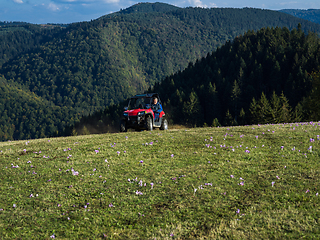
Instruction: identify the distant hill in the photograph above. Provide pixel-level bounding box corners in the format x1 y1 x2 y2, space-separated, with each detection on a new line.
2 3 320 140
0 76 79 140
280 9 320 25
107 2 180 16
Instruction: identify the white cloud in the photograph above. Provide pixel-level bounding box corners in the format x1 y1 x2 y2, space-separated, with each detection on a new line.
188 0 208 8
47 2 60 11
209 3 218 8
52 0 104 3
279 1 298 6
101 0 120 4
12 0 24 3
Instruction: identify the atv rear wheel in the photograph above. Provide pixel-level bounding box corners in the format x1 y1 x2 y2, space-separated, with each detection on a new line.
160 119 168 130
120 120 127 132
146 116 153 131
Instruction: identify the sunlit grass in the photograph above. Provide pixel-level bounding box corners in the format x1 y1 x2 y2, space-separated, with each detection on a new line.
0 122 319 239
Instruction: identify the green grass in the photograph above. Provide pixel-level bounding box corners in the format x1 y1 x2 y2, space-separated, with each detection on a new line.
0 123 320 239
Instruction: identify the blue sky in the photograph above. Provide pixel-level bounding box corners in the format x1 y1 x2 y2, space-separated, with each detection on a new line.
2 0 320 24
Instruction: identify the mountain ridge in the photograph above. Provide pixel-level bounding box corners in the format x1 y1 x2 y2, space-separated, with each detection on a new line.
279 9 320 25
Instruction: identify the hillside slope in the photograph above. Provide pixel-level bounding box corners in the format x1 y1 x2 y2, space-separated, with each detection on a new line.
0 77 79 141
280 9 320 25
1 123 319 238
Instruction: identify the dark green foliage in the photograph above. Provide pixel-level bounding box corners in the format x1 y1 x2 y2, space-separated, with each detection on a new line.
0 23 64 66
110 2 180 16
302 71 320 121
2 4 320 139
249 92 292 124
182 90 203 126
0 77 78 141
149 25 320 127
70 25 320 134
280 9 320 25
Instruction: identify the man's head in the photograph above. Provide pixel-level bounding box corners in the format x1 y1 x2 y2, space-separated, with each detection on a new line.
153 97 158 104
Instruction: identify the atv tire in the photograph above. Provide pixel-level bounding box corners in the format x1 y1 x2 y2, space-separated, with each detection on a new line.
146 117 153 131
160 119 168 130
120 120 127 132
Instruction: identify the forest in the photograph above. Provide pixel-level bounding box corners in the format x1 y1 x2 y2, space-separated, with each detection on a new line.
280 9 320 25
67 25 320 135
1 3 320 140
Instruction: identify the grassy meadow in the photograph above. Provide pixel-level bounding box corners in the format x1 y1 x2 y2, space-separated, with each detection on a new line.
0 122 320 239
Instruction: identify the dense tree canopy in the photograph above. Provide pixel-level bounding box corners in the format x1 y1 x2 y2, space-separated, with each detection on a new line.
152 25 320 127
67 25 320 135
2 3 320 140
280 9 320 25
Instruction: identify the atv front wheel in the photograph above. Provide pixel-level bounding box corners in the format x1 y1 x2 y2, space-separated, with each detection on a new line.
120 120 127 132
160 119 168 130
146 117 153 131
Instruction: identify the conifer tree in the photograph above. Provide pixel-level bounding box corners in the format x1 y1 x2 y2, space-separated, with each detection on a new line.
223 109 237 126
279 92 292 123
270 91 282 123
212 118 221 127
206 82 221 124
231 80 241 121
249 97 259 124
305 72 320 120
183 90 202 126
258 92 272 124
238 108 246 125
293 102 304 122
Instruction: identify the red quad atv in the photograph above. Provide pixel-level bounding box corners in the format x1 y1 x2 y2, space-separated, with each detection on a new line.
120 93 168 132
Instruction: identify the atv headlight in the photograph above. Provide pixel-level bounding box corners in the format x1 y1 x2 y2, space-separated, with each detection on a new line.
137 111 145 116
123 113 128 117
